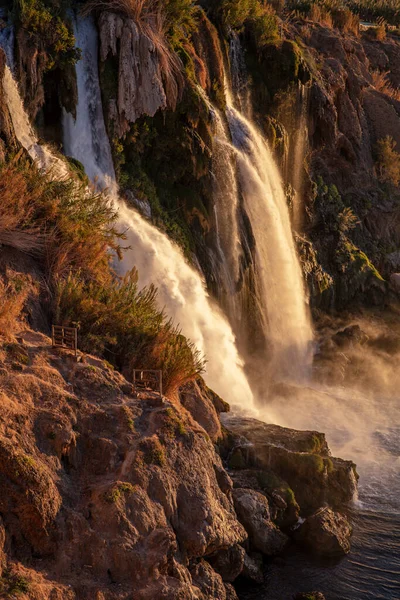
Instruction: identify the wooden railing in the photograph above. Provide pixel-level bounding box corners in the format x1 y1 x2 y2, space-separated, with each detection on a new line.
132 369 162 398
52 325 78 357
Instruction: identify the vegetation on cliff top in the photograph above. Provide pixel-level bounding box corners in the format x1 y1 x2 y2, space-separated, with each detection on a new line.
0 153 205 394
13 0 80 70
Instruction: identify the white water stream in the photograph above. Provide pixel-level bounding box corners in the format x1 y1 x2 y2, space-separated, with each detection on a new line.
208 46 313 384
60 17 255 408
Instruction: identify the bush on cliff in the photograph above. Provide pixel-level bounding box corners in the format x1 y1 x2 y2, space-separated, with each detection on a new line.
14 0 80 70
55 269 205 393
0 154 120 283
215 0 281 47
376 136 400 186
0 153 204 394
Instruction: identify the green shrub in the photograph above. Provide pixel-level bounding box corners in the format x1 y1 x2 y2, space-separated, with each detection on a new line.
140 437 166 466
14 0 80 70
105 481 136 503
0 570 30 597
55 270 205 395
216 0 281 47
376 135 400 186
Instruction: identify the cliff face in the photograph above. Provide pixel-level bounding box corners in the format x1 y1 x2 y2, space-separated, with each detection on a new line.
0 329 357 599
0 331 246 599
302 23 400 295
98 12 169 137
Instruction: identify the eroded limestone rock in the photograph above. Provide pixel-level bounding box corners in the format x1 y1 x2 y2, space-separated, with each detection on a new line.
293 507 352 556
232 488 288 556
98 12 168 136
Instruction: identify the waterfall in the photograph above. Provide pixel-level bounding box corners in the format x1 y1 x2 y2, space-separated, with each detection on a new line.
291 82 310 230
62 18 115 191
1 27 69 178
225 101 313 382
0 12 14 71
61 17 254 408
205 41 313 385
229 32 251 118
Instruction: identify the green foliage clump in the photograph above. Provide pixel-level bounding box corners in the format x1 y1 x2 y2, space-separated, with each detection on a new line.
14 0 80 70
122 405 136 432
116 90 212 257
140 436 166 466
105 481 136 503
161 407 187 439
0 570 30 597
216 0 281 48
313 178 359 235
309 177 384 307
376 136 400 186
55 270 205 395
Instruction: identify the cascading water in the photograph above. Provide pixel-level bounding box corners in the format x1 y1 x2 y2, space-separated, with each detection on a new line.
226 100 313 383
0 20 69 179
61 16 254 409
208 45 313 385
229 32 252 118
291 82 310 230
62 18 115 190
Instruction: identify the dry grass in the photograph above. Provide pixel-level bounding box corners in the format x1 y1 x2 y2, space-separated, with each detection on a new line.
310 3 334 27
83 0 184 110
371 69 400 100
0 271 32 337
0 155 120 284
376 135 400 186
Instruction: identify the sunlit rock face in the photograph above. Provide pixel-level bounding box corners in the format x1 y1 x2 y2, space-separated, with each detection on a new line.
98 12 167 136
221 415 358 513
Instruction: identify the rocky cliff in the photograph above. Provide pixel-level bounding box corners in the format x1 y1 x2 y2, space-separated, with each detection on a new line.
0 330 355 599
6 2 400 311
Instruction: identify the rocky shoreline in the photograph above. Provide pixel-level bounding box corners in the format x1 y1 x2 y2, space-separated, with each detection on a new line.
0 330 356 599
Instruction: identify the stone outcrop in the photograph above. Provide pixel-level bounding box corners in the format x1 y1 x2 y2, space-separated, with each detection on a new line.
293 507 352 556
179 377 224 441
98 12 169 136
232 489 288 556
0 330 246 599
222 415 358 513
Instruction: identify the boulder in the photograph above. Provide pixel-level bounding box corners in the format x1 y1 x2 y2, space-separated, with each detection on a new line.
293 507 352 556
242 552 264 584
232 489 288 556
190 560 231 599
179 378 223 441
207 544 245 582
228 468 300 529
222 416 358 512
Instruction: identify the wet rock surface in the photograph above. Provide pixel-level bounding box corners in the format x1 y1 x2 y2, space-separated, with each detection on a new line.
293 507 352 556
233 489 288 556
222 415 358 513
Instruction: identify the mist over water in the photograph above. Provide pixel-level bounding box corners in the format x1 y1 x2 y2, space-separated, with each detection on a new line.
250 316 400 599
